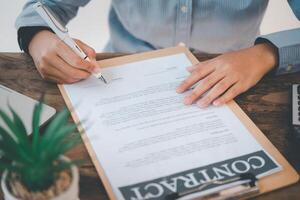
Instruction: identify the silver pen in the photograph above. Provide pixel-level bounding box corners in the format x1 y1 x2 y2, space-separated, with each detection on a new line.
33 2 107 83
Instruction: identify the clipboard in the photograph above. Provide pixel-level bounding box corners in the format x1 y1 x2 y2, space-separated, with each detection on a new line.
58 46 299 199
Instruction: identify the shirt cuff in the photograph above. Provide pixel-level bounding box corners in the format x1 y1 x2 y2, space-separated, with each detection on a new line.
255 28 300 75
17 26 53 54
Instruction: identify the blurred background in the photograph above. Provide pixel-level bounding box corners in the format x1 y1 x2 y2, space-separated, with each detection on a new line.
1 0 300 52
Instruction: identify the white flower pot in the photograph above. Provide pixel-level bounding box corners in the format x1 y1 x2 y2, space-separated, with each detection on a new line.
1 156 79 200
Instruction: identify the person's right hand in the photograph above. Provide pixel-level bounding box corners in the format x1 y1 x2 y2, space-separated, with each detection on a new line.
29 30 99 84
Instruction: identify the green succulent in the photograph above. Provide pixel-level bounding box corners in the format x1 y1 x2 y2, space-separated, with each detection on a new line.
0 100 81 191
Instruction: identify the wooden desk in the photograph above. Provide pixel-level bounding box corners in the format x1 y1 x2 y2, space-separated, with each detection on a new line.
0 53 299 200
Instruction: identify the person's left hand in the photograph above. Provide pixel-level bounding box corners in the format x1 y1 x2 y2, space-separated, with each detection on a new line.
176 43 277 108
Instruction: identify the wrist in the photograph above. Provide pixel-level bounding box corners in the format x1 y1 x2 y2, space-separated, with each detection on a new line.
253 43 278 72
17 26 53 54
28 30 54 57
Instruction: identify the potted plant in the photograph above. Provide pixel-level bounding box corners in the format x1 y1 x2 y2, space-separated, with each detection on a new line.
0 101 82 200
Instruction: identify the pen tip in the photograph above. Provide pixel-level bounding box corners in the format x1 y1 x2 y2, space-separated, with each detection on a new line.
99 75 107 84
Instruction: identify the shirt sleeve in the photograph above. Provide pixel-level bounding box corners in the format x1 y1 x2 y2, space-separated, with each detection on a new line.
255 0 300 75
15 0 90 52
15 0 91 28
17 26 54 54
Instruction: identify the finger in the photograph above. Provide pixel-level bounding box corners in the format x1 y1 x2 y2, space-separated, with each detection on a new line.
196 77 237 108
186 65 197 73
183 71 225 105
89 59 103 75
176 65 214 93
186 60 210 73
49 55 90 80
55 40 95 72
73 39 101 73
75 40 102 74
75 39 97 59
213 83 244 106
41 61 81 84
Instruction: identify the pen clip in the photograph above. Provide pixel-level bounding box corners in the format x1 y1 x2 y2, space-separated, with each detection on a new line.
35 2 68 33
165 173 258 200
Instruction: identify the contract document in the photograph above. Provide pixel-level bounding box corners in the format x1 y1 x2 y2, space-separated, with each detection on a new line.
61 52 281 200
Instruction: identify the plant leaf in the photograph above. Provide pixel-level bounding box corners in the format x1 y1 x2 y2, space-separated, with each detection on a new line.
0 109 30 152
8 105 27 137
8 106 32 156
0 140 18 163
48 135 81 161
42 108 70 143
4 107 32 162
0 126 32 164
41 124 77 158
32 101 43 154
0 125 18 148
0 161 22 174
52 159 83 173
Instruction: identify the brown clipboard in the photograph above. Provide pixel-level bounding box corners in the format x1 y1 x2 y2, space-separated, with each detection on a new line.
58 46 299 199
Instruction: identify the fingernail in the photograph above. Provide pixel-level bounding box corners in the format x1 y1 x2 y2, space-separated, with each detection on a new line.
213 101 222 106
176 87 183 93
184 97 192 105
93 66 102 73
213 101 219 106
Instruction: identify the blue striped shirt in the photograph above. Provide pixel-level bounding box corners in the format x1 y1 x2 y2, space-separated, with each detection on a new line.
16 0 300 74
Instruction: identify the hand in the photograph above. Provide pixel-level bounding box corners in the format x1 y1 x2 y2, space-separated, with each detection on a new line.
29 30 99 84
176 44 277 107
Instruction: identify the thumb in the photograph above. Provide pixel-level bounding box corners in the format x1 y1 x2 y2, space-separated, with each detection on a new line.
75 39 97 60
74 39 101 72
90 59 102 74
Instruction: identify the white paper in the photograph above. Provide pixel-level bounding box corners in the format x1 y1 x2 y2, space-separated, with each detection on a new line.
62 53 280 200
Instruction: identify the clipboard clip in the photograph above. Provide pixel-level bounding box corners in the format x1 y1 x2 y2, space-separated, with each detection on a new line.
165 173 259 200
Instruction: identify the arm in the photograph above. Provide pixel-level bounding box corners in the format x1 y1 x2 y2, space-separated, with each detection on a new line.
177 2 300 108
16 0 90 29
255 0 300 75
15 0 101 84
16 0 90 53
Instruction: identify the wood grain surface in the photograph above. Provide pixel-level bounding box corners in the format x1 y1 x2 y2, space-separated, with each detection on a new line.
0 52 299 200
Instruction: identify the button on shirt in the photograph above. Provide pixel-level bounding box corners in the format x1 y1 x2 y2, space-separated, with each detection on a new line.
106 0 268 53
16 0 300 75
